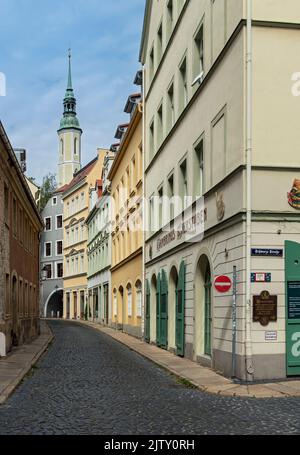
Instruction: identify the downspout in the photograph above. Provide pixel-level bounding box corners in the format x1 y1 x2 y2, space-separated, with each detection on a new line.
142 65 146 340
245 0 254 381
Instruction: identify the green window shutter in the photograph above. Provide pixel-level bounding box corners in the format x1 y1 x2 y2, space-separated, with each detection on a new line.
145 279 150 343
160 269 168 349
156 272 161 346
176 261 185 356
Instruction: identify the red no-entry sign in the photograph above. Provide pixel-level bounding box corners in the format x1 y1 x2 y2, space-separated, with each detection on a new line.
214 275 232 293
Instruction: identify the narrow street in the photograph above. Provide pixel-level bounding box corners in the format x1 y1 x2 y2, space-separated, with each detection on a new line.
0 321 298 435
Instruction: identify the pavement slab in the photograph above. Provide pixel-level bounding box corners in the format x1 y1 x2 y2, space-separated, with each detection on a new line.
0 321 53 405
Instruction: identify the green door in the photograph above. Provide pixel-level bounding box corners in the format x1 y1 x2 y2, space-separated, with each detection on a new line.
145 280 150 343
285 241 300 376
160 269 168 349
204 267 212 357
156 272 161 346
176 261 185 356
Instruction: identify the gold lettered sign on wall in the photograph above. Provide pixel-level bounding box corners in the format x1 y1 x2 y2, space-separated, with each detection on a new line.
253 290 277 326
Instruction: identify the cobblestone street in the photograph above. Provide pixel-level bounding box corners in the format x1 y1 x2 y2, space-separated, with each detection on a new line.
0 320 299 435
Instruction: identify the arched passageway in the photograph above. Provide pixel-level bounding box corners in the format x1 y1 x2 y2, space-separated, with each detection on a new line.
45 290 63 318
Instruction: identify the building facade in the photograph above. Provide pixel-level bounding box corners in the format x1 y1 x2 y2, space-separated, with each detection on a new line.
109 92 143 338
62 149 107 320
0 122 43 355
86 151 115 325
140 0 300 380
40 190 64 318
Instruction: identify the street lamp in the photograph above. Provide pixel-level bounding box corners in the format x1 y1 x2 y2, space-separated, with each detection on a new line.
41 266 48 281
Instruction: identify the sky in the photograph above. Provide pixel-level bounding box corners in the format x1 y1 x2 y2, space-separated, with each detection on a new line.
0 0 145 185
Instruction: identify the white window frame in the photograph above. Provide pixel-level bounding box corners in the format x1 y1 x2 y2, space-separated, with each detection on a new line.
56 240 63 256
56 214 63 230
136 287 142 318
56 262 63 279
44 241 52 258
44 216 52 232
127 286 132 318
113 293 117 317
44 263 52 280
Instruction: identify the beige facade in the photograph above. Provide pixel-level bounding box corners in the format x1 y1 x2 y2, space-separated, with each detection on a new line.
62 149 107 320
109 105 143 338
141 0 300 380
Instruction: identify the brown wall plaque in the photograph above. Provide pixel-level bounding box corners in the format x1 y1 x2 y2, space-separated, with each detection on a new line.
253 290 277 326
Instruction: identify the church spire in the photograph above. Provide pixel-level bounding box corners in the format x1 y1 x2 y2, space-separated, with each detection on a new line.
58 49 81 132
67 48 72 91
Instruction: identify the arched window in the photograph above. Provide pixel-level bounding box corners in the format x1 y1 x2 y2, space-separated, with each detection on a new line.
74 138 77 155
135 280 142 317
60 139 64 156
127 283 132 317
113 289 118 317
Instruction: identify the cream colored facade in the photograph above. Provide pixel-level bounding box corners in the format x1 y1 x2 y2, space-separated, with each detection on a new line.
62 149 107 320
58 128 82 188
109 105 143 338
141 0 300 380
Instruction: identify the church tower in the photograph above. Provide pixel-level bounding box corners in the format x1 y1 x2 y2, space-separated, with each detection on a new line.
57 50 82 187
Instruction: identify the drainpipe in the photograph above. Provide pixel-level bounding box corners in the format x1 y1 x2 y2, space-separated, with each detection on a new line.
245 0 254 381
142 64 146 340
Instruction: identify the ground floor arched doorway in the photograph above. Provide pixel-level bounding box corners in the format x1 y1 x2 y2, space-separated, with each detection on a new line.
195 255 212 359
45 289 63 318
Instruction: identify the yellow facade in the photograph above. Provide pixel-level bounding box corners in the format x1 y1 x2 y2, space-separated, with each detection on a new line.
109 107 143 337
62 149 107 319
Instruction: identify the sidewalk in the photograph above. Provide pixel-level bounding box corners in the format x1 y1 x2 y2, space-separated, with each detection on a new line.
0 321 53 405
77 320 300 398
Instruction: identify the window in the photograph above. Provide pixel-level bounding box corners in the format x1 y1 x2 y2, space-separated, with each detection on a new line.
180 159 188 209
193 24 204 82
56 215 63 229
149 195 155 232
158 186 163 229
5 273 10 315
166 0 174 41
45 264 52 279
157 22 163 64
157 103 163 148
149 120 155 159
66 259 70 276
167 81 175 133
136 281 142 317
45 217 51 231
127 285 132 317
57 241 63 255
52 197 57 206
168 173 175 220
179 56 188 113
113 291 117 317
149 45 154 81
60 139 64 156
19 279 23 315
74 138 77 155
45 242 52 257
13 198 17 236
4 183 9 223
130 156 136 192
80 255 84 273
212 109 226 185
57 263 63 278
194 138 204 199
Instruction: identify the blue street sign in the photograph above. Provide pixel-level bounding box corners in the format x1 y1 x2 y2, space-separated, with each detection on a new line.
251 248 283 257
